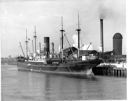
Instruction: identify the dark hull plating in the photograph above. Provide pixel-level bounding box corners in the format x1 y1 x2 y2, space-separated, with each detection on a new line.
17 59 101 78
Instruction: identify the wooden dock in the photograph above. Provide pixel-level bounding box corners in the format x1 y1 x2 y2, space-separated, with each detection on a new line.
92 65 127 77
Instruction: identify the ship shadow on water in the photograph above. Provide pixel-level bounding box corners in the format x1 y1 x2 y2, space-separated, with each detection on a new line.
18 69 98 80
45 73 98 81
43 73 126 100
17 70 100 101
43 73 100 101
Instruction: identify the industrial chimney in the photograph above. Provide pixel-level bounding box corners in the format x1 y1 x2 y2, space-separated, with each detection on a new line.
113 33 123 55
100 19 104 52
44 37 50 58
51 42 54 54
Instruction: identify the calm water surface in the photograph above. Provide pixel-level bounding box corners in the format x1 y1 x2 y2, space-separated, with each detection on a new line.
1 65 126 101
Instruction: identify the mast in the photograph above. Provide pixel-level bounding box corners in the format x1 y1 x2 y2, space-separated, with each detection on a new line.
34 26 37 53
39 42 41 58
32 40 34 53
76 12 81 58
25 29 28 58
19 42 25 57
60 16 65 60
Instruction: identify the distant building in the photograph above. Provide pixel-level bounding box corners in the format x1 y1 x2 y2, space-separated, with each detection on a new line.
98 51 126 63
113 33 123 55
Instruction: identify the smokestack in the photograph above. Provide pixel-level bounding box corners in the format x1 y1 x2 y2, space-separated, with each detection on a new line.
51 42 54 58
51 42 54 54
100 19 104 52
44 37 50 58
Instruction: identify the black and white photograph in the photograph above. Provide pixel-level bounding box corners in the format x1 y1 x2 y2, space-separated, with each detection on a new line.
1 0 127 100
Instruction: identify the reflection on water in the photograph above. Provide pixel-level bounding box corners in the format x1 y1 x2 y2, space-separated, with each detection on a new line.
1 65 126 101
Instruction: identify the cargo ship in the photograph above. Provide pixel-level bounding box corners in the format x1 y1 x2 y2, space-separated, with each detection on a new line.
17 16 102 78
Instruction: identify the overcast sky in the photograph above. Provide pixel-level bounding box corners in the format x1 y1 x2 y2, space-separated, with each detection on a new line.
0 0 126 57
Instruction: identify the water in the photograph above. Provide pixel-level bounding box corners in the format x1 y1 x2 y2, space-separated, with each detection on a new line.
1 65 126 101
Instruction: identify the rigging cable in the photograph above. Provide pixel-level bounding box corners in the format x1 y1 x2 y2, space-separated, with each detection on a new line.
64 33 75 58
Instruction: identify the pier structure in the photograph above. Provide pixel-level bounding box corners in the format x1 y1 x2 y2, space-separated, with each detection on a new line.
93 65 127 78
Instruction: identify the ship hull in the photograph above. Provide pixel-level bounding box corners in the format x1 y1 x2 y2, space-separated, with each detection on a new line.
17 59 101 78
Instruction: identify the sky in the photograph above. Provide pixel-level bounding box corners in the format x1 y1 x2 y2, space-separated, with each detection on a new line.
0 0 126 57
